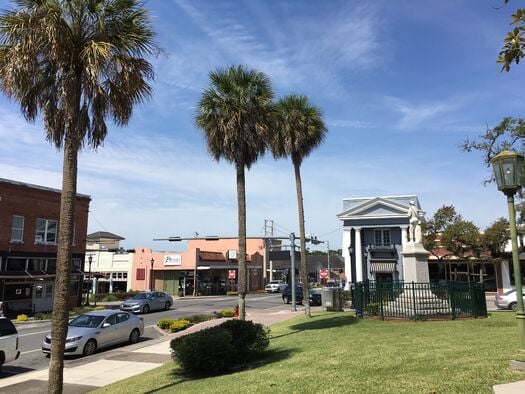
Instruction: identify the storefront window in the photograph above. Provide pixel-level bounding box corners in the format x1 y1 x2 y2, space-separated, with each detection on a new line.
6 258 26 271
28 258 46 272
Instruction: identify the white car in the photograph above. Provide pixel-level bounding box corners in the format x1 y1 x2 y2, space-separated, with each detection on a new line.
265 280 285 293
0 317 20 372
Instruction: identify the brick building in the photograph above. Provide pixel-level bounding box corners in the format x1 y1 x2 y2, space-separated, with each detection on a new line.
0 178 90 313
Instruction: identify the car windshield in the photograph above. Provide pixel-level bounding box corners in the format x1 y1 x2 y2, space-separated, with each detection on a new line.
131 293 150 300
69 314 105 328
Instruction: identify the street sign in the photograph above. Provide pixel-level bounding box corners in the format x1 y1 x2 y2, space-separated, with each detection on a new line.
228 270 236 279
319 269 328 279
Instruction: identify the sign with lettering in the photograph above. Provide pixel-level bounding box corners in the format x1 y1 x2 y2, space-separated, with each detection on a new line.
164 255 182 266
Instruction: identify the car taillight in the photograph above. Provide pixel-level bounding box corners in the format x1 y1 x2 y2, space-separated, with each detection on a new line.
496 296 503 300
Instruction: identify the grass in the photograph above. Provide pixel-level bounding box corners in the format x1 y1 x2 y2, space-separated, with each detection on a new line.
93 312 525 393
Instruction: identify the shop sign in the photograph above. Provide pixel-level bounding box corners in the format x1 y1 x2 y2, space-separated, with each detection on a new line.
164 255 182 266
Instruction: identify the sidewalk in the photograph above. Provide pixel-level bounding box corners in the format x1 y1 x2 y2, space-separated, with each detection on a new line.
0 309 299 393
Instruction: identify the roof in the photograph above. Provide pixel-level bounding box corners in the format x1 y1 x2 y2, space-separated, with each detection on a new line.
0 177 90 199
87 231 125 241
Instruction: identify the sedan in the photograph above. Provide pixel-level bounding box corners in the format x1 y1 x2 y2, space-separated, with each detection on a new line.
120 291 173 314
42 310 144 356
495 288 525 311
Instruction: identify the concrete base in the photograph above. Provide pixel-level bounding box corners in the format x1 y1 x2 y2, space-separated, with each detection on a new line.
510 359 525 371
383 291 450 317
402 242 431 283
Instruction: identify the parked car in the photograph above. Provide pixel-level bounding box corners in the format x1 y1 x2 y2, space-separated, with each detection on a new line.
309 290 322 306
42 310 144 356
0 317 20 372
120 291 173 314
495 288 525 311
282 285 303 304
265 280 285 293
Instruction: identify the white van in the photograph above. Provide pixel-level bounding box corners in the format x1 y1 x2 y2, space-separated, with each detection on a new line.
0 317 20 372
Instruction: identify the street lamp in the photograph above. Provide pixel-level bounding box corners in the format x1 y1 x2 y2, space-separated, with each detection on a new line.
491 150 525 367
150 258 155 291
85 255 92 306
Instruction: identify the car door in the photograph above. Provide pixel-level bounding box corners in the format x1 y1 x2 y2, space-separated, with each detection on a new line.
153 292 164 310
114 313 132 344
98 313 119 347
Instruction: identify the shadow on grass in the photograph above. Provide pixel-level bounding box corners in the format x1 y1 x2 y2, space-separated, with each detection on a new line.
144 347 296 393
271 314 360 339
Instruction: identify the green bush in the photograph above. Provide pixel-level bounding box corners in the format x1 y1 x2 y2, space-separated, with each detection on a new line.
171 327 234 374
16 314 28 322
182 314 215 324
170 319 270 375
366 302 380 316
219 309 235 318
157 318 176 330
226 291 238 296
101 294 119 302
169 319 192 333
34 312 52 320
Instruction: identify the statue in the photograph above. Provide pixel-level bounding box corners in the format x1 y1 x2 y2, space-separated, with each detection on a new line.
407 201 422 244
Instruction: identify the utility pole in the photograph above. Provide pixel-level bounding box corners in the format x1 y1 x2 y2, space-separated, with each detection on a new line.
264 220 274 283
290 232 297 312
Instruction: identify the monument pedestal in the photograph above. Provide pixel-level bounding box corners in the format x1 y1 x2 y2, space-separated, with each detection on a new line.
402 242 430 283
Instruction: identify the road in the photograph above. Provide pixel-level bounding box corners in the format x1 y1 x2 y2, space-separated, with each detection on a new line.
1 293 288 377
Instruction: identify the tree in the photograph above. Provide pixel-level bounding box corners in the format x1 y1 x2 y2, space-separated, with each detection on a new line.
195 65 274 321
498 2 525 71
482 217 510 258
270 94 327 318
0 1 156 392
440 221 482 259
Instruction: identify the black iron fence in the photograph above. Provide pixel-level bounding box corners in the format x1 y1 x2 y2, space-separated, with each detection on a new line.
353 280 487 320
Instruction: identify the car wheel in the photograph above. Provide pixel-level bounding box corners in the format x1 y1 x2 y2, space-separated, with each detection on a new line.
164 302 171 311
129 328 140 344
143 304 150 314
283 296 289 304
83 339 97 356
510 302 517 311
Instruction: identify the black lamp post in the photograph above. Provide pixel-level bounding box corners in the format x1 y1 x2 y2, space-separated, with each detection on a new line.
85 255 92 306
491 150 525 367
150 258 155 291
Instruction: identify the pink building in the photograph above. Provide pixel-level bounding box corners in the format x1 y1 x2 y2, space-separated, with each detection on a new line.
131 239 265 296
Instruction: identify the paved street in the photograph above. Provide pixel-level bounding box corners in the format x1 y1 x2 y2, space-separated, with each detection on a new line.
1 293 288 378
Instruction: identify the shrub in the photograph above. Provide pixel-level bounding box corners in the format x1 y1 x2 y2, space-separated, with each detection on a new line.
226 291 238 296
169 319 192 333
219 309 235 317
94 306 105 310
34 312 52 320
16 314 28 322
220 319 269 358
182 314 215 324
366 303 380 316
101 294 118 302
157 318 176 330
171 327 234 374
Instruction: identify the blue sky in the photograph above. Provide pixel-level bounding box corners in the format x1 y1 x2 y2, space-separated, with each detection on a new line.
0 0 523 252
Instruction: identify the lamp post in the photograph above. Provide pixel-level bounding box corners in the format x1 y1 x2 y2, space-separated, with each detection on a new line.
85 255 92 306
491 150 525 367
150 258 155 291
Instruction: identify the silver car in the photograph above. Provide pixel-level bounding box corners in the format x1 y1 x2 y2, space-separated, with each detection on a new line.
120 291 173 314
495 288 525 311
42 310 144 356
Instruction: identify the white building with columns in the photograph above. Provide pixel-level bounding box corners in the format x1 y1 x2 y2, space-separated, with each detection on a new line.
337 195 421 289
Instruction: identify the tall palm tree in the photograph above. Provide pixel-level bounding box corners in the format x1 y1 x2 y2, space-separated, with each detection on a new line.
195 65 274 320
271 94 327 318
0 1 156 392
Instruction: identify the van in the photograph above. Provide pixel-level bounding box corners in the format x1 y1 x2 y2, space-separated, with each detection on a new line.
0 317 20 372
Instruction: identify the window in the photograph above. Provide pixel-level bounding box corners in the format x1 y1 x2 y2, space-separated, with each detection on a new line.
35 218 57 244
374 229 391 246
6 258 26 271
46 259 56 274
117 313 130 324
136 268 145 280
11 215 24 242
105 314 117 326
28 258 46 272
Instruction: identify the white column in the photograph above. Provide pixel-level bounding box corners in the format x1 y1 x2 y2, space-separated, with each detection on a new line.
342 228 351 290
502 259 512 290
401 226 408 249
269 260 273 281
355 228 363 282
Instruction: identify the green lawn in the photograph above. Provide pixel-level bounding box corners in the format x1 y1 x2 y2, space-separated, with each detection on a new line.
93 312 525 393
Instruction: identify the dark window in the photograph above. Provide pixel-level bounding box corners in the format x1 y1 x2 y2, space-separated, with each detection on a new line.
117 313 130 324
35 218 57 244
0 318 17 336
70 280 79 296
11 215 24 242
105 314 117 325
4 284 32 301
28 258 46 272
6 258 26 271
46 259 56 274
136 268 145 280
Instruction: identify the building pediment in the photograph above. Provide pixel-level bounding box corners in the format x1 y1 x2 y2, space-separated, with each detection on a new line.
337 196 419 220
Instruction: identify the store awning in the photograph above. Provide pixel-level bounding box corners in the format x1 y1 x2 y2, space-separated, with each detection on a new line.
370 261 396 273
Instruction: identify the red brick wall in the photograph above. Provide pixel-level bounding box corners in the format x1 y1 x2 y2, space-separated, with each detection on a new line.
0 179 90 254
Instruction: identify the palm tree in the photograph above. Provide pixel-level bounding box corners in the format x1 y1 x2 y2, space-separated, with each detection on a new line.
271 94 327 318
195 65 274 320
0 1 156 392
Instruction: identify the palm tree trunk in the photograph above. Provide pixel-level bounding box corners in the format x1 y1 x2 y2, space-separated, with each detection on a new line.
293 159 310 318
48 134 78 394
236 163 247 320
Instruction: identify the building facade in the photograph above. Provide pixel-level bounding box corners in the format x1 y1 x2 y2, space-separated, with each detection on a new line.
338 195 420 288
131 239 265 296
0 178 90 313
84 231 133 295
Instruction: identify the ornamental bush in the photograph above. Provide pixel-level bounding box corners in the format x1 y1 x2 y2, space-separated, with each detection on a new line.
170 319 270 375
16 314 28 322
218 309 235 317
169 319 192 333
157 318 176 330
226 291 238 296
